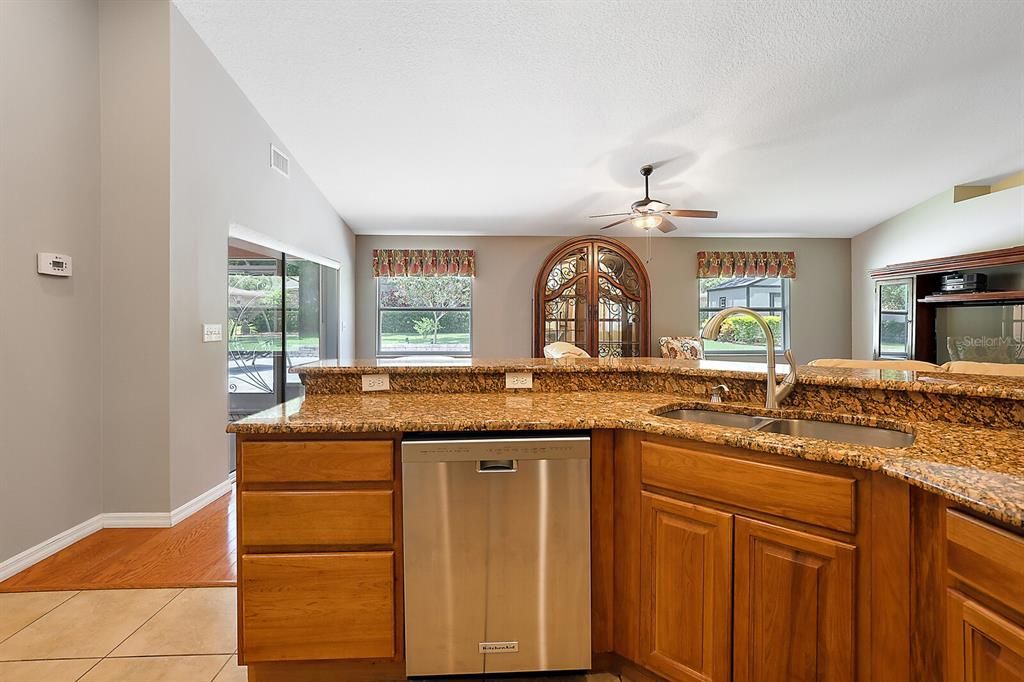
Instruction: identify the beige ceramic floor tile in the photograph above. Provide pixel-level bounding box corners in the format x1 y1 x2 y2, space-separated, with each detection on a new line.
111 588 236 657
0 592 78 643
0 658 98 682
0 588 180 661
211 655 246 682
79 655 230 682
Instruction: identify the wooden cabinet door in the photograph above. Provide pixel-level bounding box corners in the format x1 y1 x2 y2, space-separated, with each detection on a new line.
640 492 733 681
733 517 855 682
947 590 1024 682
240 552 395 663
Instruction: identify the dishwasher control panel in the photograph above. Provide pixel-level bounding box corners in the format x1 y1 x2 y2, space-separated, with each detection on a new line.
401 435 591 463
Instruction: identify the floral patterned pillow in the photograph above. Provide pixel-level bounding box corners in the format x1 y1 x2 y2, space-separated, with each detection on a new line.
659 336 705 360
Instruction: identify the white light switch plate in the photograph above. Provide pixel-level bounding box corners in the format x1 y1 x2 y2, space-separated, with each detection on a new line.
505 372 533 389
202 323 223 342
362 373 391 391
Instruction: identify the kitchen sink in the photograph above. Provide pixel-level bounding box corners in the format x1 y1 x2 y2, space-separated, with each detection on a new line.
658 409 774 430
657 408 915 448
755 418 915 448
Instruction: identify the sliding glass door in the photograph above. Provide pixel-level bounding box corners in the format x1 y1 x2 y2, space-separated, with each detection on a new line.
228 239 339 420
228 241 284 419
284 256 319 399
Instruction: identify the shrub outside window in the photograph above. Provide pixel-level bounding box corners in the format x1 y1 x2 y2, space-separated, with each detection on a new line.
698 277 789 353
377 277 472 356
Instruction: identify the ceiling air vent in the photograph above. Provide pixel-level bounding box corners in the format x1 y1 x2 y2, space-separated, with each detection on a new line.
270 144 290 177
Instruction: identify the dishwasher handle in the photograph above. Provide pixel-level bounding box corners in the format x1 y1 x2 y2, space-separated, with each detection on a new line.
477 459 518 473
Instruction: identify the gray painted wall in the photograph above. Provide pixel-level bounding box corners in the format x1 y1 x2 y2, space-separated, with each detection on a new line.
0 0 356 565
850 187 1024 359
0 0 104 563
99 0 173 513
355 235 851 363
169 7 356 509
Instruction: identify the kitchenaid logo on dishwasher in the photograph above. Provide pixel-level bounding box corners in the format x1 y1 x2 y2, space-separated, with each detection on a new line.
479 641 519 654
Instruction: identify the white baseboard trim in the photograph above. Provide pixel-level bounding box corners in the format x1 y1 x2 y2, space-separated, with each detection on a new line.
0 473 236 581
0 514 104 582
102 512 173 529
170 472 235 526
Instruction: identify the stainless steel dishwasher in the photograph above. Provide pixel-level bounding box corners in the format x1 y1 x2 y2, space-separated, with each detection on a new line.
402 433 591 677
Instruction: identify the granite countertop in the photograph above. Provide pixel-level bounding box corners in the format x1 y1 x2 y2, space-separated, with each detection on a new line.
229 390 1024 529
296 357 1024 400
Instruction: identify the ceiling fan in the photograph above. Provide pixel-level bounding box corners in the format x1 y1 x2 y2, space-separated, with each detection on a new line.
590 164 718 233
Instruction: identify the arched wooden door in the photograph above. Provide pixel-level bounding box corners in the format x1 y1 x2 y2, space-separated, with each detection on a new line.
534 237 651 358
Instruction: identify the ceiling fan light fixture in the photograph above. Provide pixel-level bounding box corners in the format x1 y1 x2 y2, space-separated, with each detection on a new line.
646 200 668 212
631 214 663 230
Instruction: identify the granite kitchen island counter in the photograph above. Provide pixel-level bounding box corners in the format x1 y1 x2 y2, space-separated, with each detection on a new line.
229 384 1024 529
230 360 1024 682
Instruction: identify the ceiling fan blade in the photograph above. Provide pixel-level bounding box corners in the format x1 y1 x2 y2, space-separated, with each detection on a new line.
599 217 632 230
666 209 718 219
588 212 632 218
656 217 678 234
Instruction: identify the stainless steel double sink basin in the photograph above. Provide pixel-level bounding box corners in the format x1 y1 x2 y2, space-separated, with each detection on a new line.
658 408 915 448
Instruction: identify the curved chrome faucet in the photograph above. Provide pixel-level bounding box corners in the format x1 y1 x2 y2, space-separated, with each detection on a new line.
700 307 797 409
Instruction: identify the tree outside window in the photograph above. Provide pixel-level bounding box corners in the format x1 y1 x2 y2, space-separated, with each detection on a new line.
377 277 472 356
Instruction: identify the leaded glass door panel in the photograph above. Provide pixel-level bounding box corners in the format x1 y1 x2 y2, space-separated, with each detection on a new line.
534 237 650 357
596 246 644 357
541 244 590 352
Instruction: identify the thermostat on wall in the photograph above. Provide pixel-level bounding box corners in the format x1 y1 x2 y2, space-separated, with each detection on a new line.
38 253 72 277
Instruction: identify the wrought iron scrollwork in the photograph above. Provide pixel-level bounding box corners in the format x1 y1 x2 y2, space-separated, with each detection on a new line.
598 248 641 298
545 248 589 295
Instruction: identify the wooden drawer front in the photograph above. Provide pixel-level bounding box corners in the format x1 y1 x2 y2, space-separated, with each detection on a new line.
241 491 393 547
241 440 393 484
242 552 395 662
947 510 1024 615
641 441 857 533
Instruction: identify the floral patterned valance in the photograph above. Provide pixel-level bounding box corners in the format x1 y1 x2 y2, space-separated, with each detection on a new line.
371 249 476 277
696 251 796 278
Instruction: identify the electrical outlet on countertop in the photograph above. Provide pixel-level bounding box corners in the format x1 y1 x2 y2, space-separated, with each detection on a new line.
505 372 533 390
362 373 391 391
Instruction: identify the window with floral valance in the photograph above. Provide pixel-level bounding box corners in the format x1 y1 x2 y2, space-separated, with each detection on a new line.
696 251 796 279
371 249 476 277
696 251 796 353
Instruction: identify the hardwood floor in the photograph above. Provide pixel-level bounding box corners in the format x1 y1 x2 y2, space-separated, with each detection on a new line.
0 489 236 592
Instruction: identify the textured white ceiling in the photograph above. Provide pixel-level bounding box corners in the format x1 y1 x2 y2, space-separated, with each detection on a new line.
173 0 1024 237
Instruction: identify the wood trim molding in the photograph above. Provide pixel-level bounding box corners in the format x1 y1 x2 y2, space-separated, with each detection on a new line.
918 290 1024 304
869 245 1024 278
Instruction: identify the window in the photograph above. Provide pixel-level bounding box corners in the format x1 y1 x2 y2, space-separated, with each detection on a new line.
875 278 912 359
698 277 789 353
377 277 472 356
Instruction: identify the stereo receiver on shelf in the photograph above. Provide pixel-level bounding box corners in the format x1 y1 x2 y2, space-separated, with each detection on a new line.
938 271 987 293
